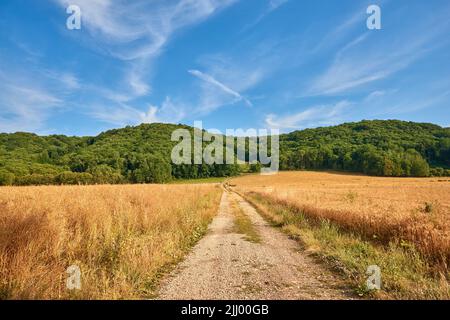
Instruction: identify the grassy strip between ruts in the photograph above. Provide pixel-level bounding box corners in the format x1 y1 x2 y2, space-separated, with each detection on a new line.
229 196 261 243
240 191 450 300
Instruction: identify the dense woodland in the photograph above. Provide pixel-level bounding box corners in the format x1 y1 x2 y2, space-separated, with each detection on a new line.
0 120 449 186
279 120 450 177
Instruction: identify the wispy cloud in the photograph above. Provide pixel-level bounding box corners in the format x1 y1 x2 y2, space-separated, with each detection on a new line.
90 63 260 127
3 0 449 134
188 69 252 107
54 0 238 99
128 68 151 96
309 34 443 95
182 51 272 115
42 70 80 91
60 73 80 90
242 0 289 31
89 96 185 126
383 90 450 115
310 5 368 54
265 100 351 130
364 90 387 102
55 0 235 52
362 89 398 104
89 104 145 127
0 81 62 133
52 0 239 125
0 62 81 133
308 4 450 96
269 0 288 10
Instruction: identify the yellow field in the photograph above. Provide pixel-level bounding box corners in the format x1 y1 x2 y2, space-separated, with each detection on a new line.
232 171 450 271
0 184 222 299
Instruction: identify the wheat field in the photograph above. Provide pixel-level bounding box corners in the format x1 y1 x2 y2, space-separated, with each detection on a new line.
0 183 222 299
232 171 450 272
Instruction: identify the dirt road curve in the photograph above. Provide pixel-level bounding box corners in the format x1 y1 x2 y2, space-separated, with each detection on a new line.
158 190 354 300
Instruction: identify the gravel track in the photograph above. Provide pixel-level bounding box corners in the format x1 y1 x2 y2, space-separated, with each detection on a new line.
158 189 355 300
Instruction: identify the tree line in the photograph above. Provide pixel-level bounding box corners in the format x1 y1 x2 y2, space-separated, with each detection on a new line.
0 120 449 186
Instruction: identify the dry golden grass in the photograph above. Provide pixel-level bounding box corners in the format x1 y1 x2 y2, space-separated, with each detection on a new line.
232 171 450 272
0 183 222 299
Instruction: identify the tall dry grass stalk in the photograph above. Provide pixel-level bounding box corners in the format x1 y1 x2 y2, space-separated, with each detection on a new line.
0 184 222 299
233 172 450 273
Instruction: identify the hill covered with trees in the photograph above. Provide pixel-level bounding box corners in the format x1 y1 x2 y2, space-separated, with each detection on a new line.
0 123 240 186
279 120 450 177
0 120 449 186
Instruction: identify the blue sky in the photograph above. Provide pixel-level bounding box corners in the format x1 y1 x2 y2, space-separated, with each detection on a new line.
0 0 449 136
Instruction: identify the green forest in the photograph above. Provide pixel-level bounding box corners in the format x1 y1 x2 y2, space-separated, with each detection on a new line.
0 120 449 186
279 120 450 177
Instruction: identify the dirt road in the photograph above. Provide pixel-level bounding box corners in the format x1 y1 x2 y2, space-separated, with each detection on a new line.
158 189 354 299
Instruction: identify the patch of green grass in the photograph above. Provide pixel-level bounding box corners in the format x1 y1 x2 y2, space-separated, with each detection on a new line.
231 199 261 244
244 192 450 300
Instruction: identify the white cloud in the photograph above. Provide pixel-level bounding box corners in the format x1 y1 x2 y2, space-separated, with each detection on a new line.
242 0 288 31
309 32 442 96
0 63 83 132
200 55 266 92
54 0 236 60
0 82 62 133
91 86 133 104
36 69 81 92
53 0 239 122
153 96 186 123
243 0 289 31
60 73 80 90
265 100 351 130
383 90 450 115
308 3 450 96
364 90 386 102
140 106 159 123
128 69 151 96
89 104 143 126
310 6 368 54
188 69 252 107
184 54 269 115
89 96 185 126
269 0 288 10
